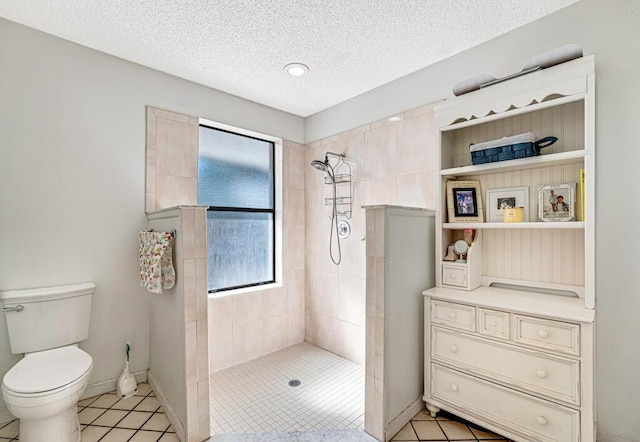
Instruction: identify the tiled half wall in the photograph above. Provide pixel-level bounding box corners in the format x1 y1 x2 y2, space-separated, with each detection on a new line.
147 206 210 442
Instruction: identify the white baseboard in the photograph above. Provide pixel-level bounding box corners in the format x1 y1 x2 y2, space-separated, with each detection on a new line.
148 371 185 442
81 369 148 400
385 398 425 442
597 431 636 442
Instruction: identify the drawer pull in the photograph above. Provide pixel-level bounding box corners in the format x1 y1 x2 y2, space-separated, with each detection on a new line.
536 369 548 379
489 320 498 327
536 416 548 426
450 345 459 353
450 384 459 392
450 274 457 279
538 329 549 339
448 311 457 319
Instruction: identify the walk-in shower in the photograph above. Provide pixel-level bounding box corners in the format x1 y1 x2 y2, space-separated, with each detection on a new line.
310 152 352 265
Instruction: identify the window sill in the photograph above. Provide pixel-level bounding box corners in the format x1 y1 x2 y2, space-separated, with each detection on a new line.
207 282 283 299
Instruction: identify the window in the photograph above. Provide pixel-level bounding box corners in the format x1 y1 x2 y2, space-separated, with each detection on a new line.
198 124 276 292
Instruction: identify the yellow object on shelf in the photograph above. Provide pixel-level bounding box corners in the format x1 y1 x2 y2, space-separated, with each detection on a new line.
503 207 525 223
580 168 585 221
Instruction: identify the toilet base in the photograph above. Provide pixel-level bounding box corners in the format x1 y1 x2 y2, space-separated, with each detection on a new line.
18 406 81 442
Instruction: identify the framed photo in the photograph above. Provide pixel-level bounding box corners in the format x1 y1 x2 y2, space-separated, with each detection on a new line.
485 186 529 222
537 183 575 222
446 180 484 223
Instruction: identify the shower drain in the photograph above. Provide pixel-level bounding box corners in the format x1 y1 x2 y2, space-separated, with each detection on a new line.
288 379 301 387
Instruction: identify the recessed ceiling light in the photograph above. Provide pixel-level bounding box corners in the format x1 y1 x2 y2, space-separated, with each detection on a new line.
284 63 309 77
388 115 403 122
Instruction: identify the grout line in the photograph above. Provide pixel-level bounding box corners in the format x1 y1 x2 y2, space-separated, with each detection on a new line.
408 420 420 441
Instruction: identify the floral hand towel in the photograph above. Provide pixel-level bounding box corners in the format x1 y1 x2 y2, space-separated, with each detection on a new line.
139 231 176 294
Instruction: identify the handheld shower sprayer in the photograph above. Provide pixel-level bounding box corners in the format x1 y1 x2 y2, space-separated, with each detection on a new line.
310 152 347 265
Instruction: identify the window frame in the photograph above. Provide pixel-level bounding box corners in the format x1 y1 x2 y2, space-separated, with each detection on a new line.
198 119 282 294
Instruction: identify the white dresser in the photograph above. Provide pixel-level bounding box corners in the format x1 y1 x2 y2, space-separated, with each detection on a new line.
424 287 594 442
423 55 596 442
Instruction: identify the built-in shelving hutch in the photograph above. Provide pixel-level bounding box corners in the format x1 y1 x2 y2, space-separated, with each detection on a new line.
423 55 596 442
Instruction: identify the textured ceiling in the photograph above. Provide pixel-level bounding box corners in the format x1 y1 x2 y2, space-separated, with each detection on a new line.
1 1 580 117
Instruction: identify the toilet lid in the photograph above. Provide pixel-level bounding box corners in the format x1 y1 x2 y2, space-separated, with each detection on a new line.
3 346 92 394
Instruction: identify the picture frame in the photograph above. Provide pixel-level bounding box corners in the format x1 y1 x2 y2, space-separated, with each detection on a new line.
537 183 575 222
485 186 529 222
446 180 484 223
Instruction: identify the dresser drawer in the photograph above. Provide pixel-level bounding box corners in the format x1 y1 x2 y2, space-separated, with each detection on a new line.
432 327 579 405
513 315 580 356
431 364 579 442
442 264 467 287
431 300 475 331
478 308 510 340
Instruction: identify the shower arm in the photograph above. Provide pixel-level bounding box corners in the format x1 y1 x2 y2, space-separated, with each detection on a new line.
325 152 345 160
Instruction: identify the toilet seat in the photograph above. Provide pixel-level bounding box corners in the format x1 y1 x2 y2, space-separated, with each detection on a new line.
3 346 92 396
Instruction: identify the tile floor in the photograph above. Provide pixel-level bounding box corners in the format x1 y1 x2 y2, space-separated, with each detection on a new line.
0 349 512 442
0 382 177 441
210 342 364 435
391 409 513 442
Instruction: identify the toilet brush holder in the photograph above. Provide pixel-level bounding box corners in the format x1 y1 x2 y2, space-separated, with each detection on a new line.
117 341 138 399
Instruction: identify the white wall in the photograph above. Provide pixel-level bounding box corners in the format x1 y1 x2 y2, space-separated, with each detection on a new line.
306 1 639 440
0 17 304 418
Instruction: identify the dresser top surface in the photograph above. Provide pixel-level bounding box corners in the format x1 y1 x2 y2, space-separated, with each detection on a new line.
424 286 594 323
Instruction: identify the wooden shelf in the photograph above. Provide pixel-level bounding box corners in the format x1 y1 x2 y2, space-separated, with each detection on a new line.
443 221 585 230
440 150 586 177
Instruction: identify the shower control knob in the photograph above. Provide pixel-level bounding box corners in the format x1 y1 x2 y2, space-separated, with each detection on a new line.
337 220 351 239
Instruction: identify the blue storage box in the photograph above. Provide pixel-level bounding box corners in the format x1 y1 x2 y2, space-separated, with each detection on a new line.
470 133 557 165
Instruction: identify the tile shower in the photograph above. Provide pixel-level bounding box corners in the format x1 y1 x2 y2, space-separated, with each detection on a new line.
303 105 438 368
146 104 439 437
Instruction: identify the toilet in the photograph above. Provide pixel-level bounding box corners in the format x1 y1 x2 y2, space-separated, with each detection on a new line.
0 283 95 442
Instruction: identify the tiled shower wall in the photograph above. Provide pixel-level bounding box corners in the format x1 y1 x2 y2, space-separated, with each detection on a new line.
208 141 306 372
304 105 438 365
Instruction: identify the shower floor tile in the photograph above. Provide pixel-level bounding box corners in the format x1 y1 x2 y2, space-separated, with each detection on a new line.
210 342 365 435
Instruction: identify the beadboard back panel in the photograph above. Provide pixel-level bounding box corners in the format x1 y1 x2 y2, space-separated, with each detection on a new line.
468 162 584 288
482 229 584 287
449 101 585 169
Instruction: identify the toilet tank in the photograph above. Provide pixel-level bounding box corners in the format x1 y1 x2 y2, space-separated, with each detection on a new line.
0 282 95 354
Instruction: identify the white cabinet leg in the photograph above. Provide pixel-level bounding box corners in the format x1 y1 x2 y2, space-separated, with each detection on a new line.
426 403 440 418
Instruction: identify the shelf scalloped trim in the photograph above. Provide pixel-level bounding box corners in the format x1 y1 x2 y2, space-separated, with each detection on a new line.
437 70 589 130
450 96 560 125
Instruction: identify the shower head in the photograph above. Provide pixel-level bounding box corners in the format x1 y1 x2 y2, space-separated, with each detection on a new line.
310 160 328 172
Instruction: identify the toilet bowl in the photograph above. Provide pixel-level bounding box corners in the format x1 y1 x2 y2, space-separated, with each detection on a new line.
0 282 95 442
2 346 93 442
